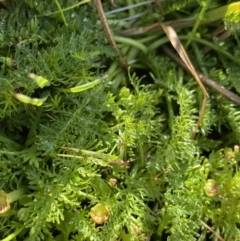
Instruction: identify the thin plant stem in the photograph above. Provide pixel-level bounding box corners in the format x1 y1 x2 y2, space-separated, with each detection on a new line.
25 107 43 147
1 227 25 241
40 0 90 16
114 36 148 54
53 0 67 26
185 0 210 48
186 36 240 66
154 0 164 15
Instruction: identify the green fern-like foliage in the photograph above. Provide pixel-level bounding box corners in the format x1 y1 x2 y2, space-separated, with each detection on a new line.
1 0 240 241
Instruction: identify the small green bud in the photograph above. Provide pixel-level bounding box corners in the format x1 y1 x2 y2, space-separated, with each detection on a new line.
18 208 28 221
90 203 109 224
119 87 130 98
28 73 50 88
0 190 10 214
108 178 117 187
0 57 16 67
234 145 240 153
5 57 13 66
204 179 220 197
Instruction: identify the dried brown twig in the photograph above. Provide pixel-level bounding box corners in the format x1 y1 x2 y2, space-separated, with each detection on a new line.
154 0 164 15
199 219 226 241
160 24 208 138
93 0 127 68
162 46 240 106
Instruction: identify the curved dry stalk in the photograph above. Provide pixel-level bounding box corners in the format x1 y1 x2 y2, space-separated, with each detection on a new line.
160 23 208 138
93 0 127 68
199 219 226 241
154 0 164 15
162 46 240 106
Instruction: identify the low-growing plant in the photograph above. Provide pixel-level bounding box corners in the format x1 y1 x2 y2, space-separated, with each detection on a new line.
1 0 240 241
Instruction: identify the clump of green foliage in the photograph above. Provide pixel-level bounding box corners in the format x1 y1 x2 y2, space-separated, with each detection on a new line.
1 0 240 241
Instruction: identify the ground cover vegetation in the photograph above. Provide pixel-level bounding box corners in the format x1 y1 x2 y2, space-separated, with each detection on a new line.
0 0 240 240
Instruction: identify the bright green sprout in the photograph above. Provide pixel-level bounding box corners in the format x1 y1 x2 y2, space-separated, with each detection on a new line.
68 74 108 93
14 74 108 106
14 93 48 106
28 73 50 88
